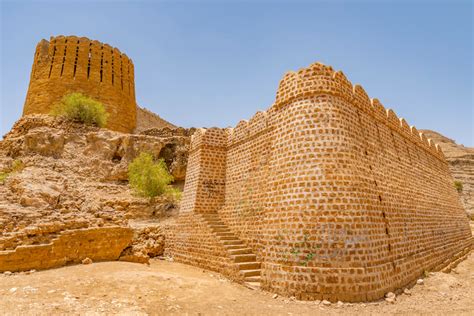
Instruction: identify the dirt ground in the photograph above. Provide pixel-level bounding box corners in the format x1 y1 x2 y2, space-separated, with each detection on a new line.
0 249 473 316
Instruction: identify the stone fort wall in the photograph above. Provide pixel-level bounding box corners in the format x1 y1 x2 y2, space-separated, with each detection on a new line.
23 36 137 133
170 62 473 301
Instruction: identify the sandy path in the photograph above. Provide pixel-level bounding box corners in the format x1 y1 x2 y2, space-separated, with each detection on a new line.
0 250 473 316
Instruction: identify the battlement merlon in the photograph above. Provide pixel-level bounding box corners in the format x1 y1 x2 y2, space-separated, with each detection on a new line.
273 62 445 161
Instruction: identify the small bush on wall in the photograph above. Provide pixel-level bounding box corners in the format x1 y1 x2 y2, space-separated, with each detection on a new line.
128 152 181 199
51 92 108 127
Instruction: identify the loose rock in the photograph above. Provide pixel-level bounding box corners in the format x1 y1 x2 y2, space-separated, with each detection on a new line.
82 257 93 265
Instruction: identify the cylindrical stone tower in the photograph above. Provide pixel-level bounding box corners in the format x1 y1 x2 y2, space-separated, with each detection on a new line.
23 35 137 133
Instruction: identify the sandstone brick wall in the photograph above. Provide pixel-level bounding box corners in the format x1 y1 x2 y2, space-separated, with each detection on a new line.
171 62 473 302
0 227 133 272
23 36 137 133
164 128 239 278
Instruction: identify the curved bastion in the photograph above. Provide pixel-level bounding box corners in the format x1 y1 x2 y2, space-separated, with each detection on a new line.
168 62 473 302
23 35 137 133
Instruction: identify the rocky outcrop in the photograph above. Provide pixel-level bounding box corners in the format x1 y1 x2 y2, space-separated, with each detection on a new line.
421 130 474 219
0 227 133 272
0 115 190 272
134 106 177 133
140 127 195 181
119 222 166 264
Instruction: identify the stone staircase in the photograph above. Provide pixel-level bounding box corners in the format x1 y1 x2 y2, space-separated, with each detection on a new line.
200 213 261 288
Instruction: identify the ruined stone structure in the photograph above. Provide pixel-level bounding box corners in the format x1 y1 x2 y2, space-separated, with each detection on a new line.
135 106 176 133
23 36 137 133
168 62 473 302
0 227 133 272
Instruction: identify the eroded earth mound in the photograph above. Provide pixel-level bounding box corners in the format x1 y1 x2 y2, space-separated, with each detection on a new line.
0 115 190 272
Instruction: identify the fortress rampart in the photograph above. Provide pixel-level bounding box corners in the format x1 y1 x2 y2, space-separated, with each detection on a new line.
169 62 473 301
23 36 137 132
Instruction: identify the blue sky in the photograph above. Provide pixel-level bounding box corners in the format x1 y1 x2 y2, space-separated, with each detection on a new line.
1 0 473 146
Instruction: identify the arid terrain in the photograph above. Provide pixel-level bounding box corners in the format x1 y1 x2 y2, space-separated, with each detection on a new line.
1 116 472 315
0 115 190 268
1 243 473 316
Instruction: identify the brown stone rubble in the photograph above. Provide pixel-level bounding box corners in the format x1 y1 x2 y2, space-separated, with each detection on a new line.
0 114 190 272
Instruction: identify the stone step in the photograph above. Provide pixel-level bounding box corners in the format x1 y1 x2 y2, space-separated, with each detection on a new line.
224 244 247 250
218 236 238 241
201 216 223 221
236 262 261 270
201 213 220 218
210 227 231 233
240 269 261 277
244 276 261 283
206 222 225 227
215 232 235 237
204 219 224 225
232 254 256 263
223 240 244 245
202 215 222 219
228 248 253 255
245 282 261 290
209 225 228 229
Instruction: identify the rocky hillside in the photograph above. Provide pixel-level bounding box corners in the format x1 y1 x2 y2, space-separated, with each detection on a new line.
0 115 190 271
134 106 177 133
421 130 474 219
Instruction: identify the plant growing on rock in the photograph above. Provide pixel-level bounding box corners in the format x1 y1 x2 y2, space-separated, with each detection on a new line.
128 152 181 199
454 181 463 193
0 172 7 184
0 159 25 184
51 92 108 127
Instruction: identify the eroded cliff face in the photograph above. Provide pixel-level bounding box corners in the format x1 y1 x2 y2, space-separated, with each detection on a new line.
421 130 474 219
0 115 190 271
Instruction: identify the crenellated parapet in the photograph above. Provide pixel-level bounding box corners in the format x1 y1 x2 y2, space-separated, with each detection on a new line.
274 62 445 160
189 127 229 152
23 35 137 133
228 113 269 148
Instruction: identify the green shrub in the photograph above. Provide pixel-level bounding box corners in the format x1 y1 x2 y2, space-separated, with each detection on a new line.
51 92 108 127
0 172 8 184
11 160 24 172
0 159 24 184
166 186 182 201
454 181 463 193
128 152 180 199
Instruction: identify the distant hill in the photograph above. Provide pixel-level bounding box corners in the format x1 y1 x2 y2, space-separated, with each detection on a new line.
421 130 474 219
